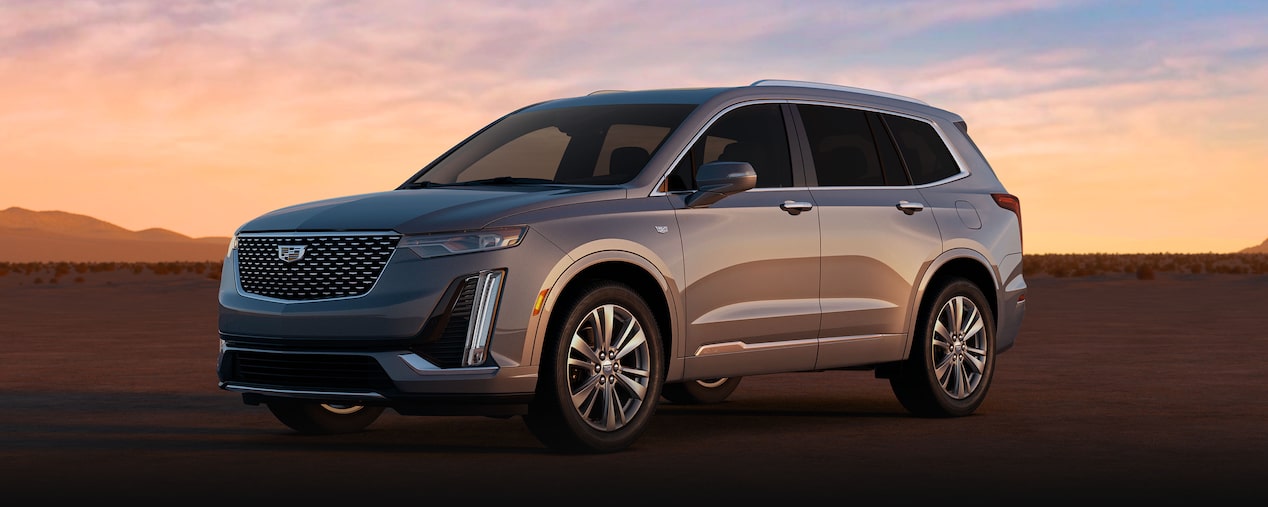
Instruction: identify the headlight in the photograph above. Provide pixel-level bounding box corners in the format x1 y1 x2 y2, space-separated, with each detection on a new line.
226 235 238 257
399 226 526 259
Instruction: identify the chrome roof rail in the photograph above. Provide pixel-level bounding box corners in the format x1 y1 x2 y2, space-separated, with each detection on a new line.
750 79 929 105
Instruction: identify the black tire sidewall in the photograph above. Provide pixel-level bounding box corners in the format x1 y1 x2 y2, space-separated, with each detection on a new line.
900 279 996 417
528 281 664 453
662 377 742 404
266 401 384 434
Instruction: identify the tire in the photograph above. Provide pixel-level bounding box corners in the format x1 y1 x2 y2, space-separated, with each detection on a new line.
662 377 742 404
890 279 995 417
266 401 385 435
524 281 664 453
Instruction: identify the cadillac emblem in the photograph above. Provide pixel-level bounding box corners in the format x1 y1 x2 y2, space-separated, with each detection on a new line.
277 245 308 263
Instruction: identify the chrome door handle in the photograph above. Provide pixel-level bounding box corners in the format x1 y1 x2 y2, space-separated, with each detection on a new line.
780 200 814 215
896 201 925 215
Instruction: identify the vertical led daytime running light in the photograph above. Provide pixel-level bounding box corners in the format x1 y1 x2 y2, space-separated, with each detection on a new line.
463 269 504 366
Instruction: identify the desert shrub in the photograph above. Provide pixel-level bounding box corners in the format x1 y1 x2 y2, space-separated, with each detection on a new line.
74 276 85 283
33 277 43 284
1136 265 1155 280
1021 253 1267 278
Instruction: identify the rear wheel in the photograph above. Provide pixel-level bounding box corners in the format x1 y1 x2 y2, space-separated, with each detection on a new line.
525 281 663 453
662 377 742 404
266 401 385 434
890 279 995 417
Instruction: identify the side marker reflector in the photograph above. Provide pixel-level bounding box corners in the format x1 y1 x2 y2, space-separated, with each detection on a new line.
533 289 550 316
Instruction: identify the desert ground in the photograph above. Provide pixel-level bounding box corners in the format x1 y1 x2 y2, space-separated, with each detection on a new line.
1 259 1266 504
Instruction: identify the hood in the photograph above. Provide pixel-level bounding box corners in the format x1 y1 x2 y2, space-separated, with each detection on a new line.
238 186 626 235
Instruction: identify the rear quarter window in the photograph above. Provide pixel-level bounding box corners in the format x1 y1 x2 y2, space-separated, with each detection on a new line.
882 114 962 185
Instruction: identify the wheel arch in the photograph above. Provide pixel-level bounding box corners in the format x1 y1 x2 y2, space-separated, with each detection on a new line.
528 251 680 380
903 249 1000 359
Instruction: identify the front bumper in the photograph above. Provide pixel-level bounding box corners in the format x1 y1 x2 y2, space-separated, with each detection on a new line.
216 229 564 404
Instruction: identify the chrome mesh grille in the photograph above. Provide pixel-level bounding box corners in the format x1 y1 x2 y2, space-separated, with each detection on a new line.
235 233 401 301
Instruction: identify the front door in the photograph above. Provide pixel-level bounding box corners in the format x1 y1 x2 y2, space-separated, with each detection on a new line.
667 103 821 379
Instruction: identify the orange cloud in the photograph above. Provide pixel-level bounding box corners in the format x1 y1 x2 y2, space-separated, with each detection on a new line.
1 0 1264 254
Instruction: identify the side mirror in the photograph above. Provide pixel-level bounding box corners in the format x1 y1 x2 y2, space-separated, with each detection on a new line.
684 161 757 208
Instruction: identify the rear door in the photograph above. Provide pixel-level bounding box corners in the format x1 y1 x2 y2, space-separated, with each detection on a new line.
791 104 943 369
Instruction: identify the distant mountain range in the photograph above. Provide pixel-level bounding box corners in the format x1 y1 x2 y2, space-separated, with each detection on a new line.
1242 238 1268 254
2 206 1265 262
0 207 230 262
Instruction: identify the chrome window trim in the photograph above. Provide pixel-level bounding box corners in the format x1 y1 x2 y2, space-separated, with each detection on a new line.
789 99 972 188
648 99 971 197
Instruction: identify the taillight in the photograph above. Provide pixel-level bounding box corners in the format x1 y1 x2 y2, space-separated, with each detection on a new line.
991 193 1022 249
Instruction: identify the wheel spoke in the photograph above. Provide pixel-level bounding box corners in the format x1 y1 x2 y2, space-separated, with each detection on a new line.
569 332 601 365
934 355 952 383
599 304 616 350
961 306 984 338
602 379 621 430
615 369 649 400
570 373 603 415
950 297 964 334
933 320 952 350
938 363 953 393
613 324 646 361
968 347 989 375
953 362 969 398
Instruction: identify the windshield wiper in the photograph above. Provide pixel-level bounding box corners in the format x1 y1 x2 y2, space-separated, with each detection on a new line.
401 176 557 189
449 176 558 186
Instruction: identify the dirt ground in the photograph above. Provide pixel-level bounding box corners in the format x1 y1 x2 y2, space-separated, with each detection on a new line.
1 270 1265 504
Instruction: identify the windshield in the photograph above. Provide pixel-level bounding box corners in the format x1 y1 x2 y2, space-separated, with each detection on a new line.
404 103 696 187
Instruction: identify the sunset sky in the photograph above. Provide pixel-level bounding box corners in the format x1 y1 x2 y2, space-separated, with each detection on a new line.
2 0 1265 254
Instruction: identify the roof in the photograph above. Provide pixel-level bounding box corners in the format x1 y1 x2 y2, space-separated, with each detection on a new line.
524 79 936 114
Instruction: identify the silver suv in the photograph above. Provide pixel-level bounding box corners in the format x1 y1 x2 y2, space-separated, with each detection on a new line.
217 79 1026 453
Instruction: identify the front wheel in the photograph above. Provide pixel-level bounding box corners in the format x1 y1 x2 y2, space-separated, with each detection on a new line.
890 279 996 417
662 377 742 404
524 281 664 453
266 401 385 434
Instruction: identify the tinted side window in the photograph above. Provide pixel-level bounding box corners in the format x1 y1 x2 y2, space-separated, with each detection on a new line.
867 112 910 186
797 104 886 186
667 104 792 190
882 114 961 185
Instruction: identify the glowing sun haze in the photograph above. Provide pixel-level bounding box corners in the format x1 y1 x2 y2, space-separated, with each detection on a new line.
2 0 1265 254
